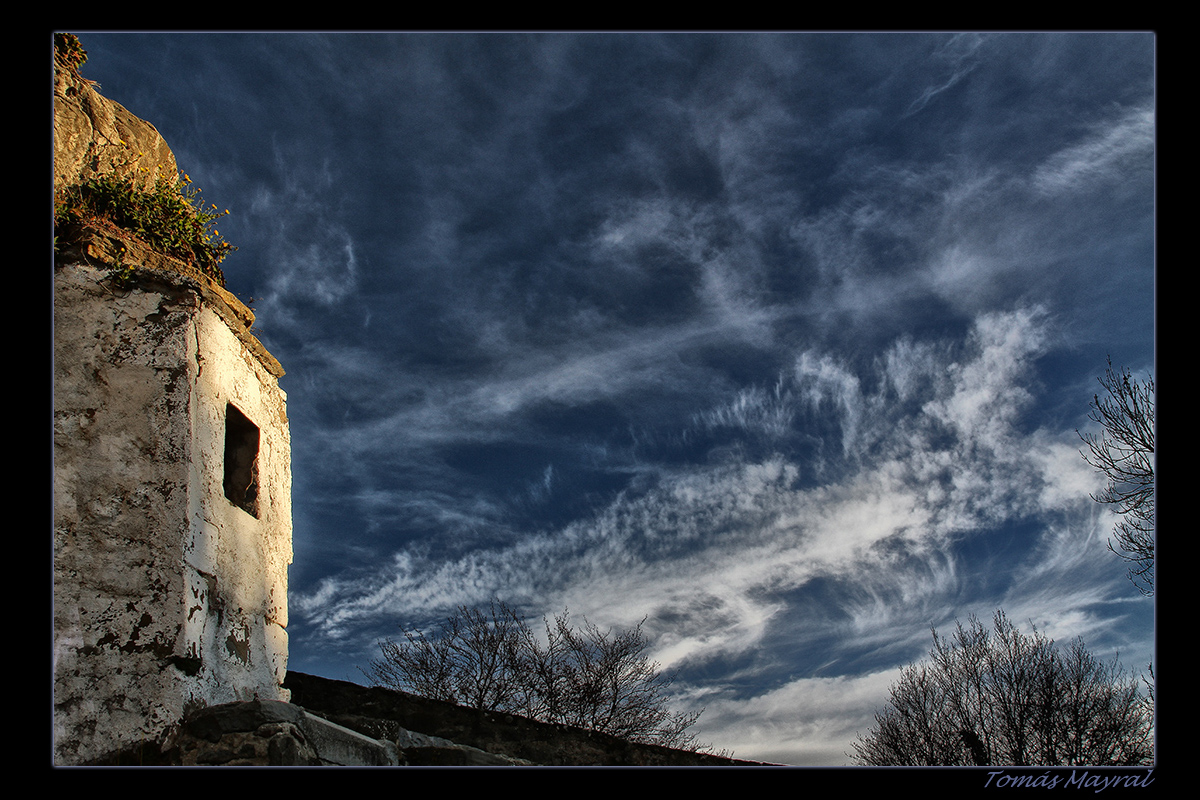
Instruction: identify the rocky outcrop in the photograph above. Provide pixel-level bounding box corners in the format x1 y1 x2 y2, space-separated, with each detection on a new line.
88 700 401 766
53 34 179 195
393 729 534 766
172 700 399 766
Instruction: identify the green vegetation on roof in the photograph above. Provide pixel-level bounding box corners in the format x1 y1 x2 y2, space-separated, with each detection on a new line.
55 170 237 286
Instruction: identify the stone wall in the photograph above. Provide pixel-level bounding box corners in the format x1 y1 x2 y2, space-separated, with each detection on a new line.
53 255 292 764
284 672 770 766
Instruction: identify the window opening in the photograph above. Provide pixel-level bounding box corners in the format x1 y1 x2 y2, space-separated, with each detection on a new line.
223 403 260 518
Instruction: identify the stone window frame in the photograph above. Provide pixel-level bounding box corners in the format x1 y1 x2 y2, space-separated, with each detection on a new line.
223 402 260 518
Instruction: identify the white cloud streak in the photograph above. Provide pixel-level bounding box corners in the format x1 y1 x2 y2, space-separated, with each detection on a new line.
294 306 1120 681
903 33 992 118
1032 103 1155 197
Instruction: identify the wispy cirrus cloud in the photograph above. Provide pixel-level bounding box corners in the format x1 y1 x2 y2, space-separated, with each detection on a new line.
903 32 993 117
695 668 902 766
246 150 360 318
1032 103 1155 197
293 306 1114 674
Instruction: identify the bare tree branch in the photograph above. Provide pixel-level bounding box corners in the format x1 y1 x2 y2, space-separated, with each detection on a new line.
1078 357 1155 595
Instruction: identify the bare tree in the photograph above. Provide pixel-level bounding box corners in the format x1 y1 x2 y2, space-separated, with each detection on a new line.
365 601 526 714
850 611 1153 766
533 611 702 748
1078 357 1155 595
364 601 703 748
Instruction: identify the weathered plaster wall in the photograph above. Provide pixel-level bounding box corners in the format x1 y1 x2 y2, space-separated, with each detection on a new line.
182 295 292 707
53 261 291 764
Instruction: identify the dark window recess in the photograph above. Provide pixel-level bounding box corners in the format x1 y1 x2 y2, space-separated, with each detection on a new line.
223 403 260 518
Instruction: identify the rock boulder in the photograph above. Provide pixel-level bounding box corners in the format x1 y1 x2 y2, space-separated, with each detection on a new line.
53 35 180 194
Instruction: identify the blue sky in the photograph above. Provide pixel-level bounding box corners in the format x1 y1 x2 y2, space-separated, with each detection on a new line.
67 31 1154 766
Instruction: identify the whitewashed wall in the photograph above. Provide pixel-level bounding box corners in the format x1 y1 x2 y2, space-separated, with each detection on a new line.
53 261 292 764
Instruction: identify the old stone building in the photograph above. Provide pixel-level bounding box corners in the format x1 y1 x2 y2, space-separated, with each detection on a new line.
53 37 292 765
